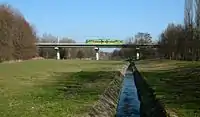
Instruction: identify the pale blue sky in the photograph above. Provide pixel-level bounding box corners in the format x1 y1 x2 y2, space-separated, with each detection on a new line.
0 0 184 42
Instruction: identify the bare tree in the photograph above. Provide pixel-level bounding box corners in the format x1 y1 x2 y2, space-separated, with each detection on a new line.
134 32 152 45
0 4 37 61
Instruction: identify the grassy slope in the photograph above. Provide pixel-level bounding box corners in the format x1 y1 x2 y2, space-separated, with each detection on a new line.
136 60 200 117
0 60 124 117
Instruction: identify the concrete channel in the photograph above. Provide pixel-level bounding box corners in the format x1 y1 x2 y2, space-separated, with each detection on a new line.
116 63 167 117
87 62 167 117
116 66 140 117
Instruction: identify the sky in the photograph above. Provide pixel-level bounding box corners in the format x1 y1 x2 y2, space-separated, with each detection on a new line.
0 0 184 51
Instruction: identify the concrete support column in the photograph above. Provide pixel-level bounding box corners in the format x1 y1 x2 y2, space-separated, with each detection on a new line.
136 47 140 60
96 52 99 60
94 47 99 60
136 52 140 60
57 50 60 60
55 47 60 60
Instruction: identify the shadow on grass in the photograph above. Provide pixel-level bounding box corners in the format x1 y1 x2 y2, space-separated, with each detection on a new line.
141 65 200 116
49 71 120 99
30 70 120 115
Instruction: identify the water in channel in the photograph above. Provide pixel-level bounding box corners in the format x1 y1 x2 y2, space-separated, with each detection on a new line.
116 69 140 117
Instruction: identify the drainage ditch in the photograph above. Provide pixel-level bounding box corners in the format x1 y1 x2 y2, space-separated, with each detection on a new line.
116 66 140 117
86 64 129 117
86 62 168 117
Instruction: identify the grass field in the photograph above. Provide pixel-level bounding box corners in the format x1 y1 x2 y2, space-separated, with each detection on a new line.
0 60 124 117
136 60 200 117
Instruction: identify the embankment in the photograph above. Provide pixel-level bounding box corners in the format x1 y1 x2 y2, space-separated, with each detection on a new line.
131 65 168 117
86 63 129 117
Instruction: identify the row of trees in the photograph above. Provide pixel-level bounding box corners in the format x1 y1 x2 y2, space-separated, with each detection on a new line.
0 4 37 61
158 23 198 60
111 24 200 61
158 0 200 61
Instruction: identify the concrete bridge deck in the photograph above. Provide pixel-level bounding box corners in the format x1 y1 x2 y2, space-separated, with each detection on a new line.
35 43 159 48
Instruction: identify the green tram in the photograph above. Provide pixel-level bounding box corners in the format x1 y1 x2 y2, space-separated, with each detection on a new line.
85 39 123 44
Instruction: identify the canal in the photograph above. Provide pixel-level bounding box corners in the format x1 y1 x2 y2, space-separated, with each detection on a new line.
116 68 140 117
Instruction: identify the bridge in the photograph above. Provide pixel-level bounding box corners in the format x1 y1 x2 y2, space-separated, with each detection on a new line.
35 42 159 60
36 42 159 48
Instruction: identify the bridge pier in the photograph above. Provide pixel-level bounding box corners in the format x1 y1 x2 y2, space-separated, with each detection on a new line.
54 47 60 60
94 47 99 60
136 47 140 60
136 52 140 60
